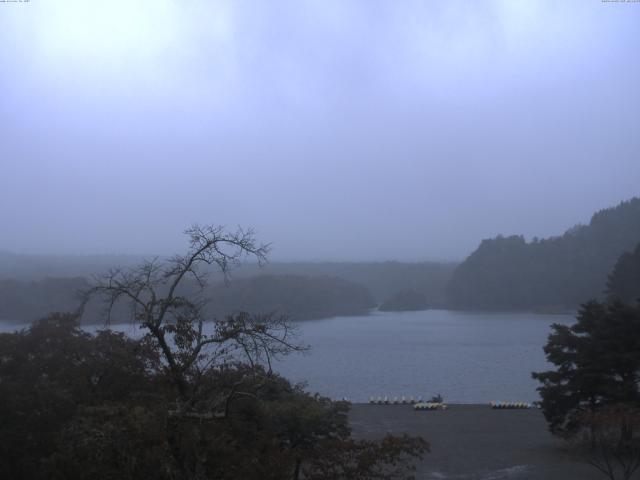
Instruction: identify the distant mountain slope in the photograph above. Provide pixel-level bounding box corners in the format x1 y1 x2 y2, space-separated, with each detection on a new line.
606 242 640 304
446 198 640 309
0 253 456 307
0 277 89 323
208 274 375 320
0 274 375 324
378 288 429 312
231 261 456 305
0 252 145 280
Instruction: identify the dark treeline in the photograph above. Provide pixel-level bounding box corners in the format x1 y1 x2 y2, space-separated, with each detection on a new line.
0 252 146 280
607 242 640 304
447 198 640 310
231 261 456 305
0 277 89 323
0 260 455 323
0 254 456 304
378 289 429 312
0 275 374 324
4 197 639 316
209 275 375 320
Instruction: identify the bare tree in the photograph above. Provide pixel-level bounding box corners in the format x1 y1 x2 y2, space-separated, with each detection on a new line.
82 225 306 406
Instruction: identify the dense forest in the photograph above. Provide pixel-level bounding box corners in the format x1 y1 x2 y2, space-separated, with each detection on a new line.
0 258 455 323
446 198 640 310
0 255 456 305
233 261 456 305
3 198 639 317
0 275 374 324
378 289 430 312
208 275 375 320
607 242 640 304
0 277 89 323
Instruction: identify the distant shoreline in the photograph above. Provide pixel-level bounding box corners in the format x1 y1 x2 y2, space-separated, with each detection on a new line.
0 307 577 328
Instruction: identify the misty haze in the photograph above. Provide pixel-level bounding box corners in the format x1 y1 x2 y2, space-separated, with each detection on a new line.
1 1 640 479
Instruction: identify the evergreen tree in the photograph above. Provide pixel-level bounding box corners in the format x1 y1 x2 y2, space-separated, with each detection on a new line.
532 301 640 437
607 243 640 304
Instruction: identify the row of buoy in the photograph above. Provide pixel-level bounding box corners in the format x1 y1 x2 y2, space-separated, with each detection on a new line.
414 402 448 411
369 396 423 404
366 398 535 408
490 401 532 409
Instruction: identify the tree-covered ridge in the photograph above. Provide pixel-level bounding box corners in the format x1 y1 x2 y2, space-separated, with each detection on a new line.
378 289 429 312
0 255 456 307
0 274 375 324
447 198 640 309
208 274 376 320
238 261 455 305
607 243 640 304
0 277 89 322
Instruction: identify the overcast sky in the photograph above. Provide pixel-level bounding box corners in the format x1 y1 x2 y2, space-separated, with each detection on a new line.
1 0 639 261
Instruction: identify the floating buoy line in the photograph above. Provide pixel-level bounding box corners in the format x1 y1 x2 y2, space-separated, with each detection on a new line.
490 401 533 409
369 396 422 405
414 402 447 410
364 397 535 409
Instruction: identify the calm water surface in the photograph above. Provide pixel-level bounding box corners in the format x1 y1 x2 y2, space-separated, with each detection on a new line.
0 309 574 403
275 309 574 403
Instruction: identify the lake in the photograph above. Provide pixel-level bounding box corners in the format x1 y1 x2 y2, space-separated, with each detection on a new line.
275 309 574 403
0 309 575 403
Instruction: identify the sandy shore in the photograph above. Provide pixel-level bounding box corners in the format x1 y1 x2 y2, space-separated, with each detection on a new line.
349 404 603 480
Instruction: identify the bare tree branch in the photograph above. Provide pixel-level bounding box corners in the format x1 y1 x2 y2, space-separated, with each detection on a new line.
82 224 303 406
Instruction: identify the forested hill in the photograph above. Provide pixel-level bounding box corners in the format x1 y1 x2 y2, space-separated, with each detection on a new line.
0 256 454 323
0 255 456 307
0 275 375 324
207 275 375 320
230 261 456 305
446 198 640 310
